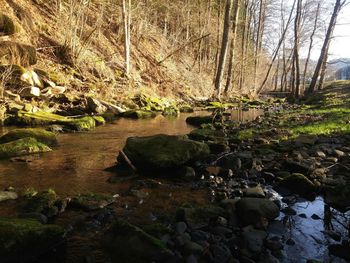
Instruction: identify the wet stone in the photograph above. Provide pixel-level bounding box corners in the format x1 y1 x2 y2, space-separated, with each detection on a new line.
175 222 187 235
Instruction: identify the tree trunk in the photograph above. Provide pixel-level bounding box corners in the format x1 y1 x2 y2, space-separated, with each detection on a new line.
214 0 234 99
224 0 240 95
306 0 347 95
293 0 302 98
302 3 320 93
122 0 131 76
253 0 266 90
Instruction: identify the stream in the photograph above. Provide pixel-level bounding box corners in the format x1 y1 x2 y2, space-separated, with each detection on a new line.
0 108 349 262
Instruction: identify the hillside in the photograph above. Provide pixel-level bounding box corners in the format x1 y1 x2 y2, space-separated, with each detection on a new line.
0 0 214 104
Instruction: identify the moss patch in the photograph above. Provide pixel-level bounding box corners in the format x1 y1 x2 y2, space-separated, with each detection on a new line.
7 110 96 131
121 134 210 171
0 137 51 159
70 193 115 211
0 128 58 146
0 217 64 261
121 110 157 119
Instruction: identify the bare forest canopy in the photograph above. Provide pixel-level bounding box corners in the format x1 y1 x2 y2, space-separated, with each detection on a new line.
0 0 349 101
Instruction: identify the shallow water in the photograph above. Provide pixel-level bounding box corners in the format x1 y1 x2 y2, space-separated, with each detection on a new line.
0 109 263 196
270 197 350 262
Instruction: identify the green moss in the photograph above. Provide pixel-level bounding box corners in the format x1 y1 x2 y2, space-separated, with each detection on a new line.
0 137 51 159
7 111 96 131
0 128 58 146
122 134 210 170
0 217 64 259
66 116 96 131
121 110 157 119
0 14 18 35
70 193 115 211
162 106 179 117
21 189 58 215
237 128 254 140
205 101 237 110
93 116 106 125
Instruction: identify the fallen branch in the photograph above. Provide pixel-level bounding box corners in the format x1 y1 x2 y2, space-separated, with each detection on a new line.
120 150 137 172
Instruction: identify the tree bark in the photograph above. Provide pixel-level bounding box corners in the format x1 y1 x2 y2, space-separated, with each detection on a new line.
122 0 131 76
293 0 302 98
224 0 240 95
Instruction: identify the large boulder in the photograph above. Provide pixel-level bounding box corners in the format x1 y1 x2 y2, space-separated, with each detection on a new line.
236 198 280 226
0 128 58 147
0 137 51 159
0 14 18 35
120 134 210 171
103 219 173 263
0 217 64 263
0 41 37 66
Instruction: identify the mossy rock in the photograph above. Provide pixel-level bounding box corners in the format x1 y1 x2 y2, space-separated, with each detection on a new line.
188 128 226 142
0 128 58 146
120 134 210 171
176 205 226 227
278 173 316 196
162 106 179 117
0 137 51 159
21 189 59 217
121 110 157 119
93 116 106 125
103 219 173 263
65 116 96 131
0 217 64 262
133 94 165 112
0 41 37 66
7 110 96 131
0 14 18 35
186 115 213 127
70 193 116 211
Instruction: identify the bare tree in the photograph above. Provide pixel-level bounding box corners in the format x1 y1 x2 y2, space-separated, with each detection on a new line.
293 0 302 98
302 2 321 92
224 0 240 95
307 0 348 94
122 0 131 76
214 0 234 99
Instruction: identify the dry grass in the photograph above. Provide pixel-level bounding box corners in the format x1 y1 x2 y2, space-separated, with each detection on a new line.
1 0 218 102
